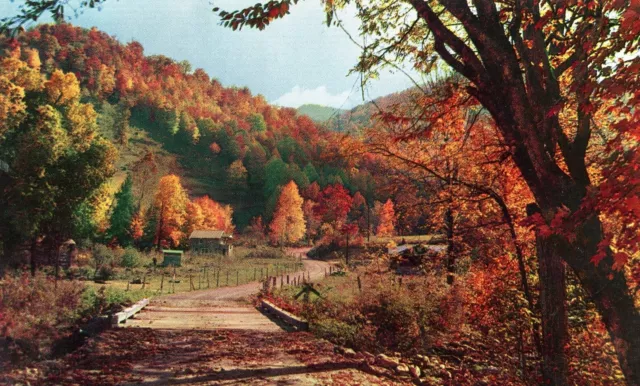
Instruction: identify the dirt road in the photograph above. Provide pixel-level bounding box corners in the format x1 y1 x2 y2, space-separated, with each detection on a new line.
40 254 408 385
125 251 330 330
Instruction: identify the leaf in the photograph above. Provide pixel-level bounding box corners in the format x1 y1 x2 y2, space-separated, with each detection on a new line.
612 252 629 271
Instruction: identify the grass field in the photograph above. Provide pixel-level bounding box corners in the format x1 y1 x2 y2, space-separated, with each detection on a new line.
84 246 304 301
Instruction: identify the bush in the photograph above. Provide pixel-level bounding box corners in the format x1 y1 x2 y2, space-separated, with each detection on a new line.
91 244 115 274
0 272 85 361
313 318 362 348
120 247 141 268
79 286 137 316
96 265 114 281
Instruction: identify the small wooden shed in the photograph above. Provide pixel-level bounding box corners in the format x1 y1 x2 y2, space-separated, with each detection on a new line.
189 230 233 255
162 250 183 266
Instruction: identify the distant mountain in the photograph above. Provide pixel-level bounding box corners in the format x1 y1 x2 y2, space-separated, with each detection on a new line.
296 104 346 123
326 88 421 133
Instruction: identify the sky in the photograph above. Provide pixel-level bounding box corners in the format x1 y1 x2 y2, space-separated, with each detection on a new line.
1 0 416 109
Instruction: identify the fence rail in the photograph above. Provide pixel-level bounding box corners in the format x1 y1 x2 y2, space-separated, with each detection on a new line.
260 299 308 331
110 298 149 327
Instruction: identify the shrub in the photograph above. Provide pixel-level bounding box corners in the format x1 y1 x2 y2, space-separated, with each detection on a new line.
313 319 361 347
96 265 114 281
0 272 85 361
91 244 115 275
120 247 141 268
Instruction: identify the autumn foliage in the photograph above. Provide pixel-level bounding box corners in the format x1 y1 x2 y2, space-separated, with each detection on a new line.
269 181 306 245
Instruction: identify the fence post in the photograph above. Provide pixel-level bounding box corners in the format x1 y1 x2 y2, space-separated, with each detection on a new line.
172 267 176 293
206 267 210 288
216 268 220 288
287 274 290 285
254 268 257 281
272 276 277 287
190 274 194 291
357 276 362 292
280 275 284 288
142 273 146 289
160 274 164 293
226 270 229 286
236 270 239 286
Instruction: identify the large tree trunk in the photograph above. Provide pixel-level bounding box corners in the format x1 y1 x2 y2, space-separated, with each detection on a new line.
560 215 640 385
527 204 568 385
538 236 568 385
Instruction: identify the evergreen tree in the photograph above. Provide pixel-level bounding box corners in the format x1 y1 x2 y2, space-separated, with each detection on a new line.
263 155 288 200
303 163 319 183
108 175 136 246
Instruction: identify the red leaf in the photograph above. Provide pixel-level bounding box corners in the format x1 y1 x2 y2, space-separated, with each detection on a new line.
546 102 564 118
612 252 629 271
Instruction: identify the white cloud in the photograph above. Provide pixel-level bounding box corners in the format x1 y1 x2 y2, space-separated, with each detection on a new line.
272 85 352 109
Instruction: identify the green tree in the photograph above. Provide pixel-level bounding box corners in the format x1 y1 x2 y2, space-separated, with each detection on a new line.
263 155 288 200
303 163 319 183
276 136 306 163
287 163 310 191
108 175 136 246
115 104 131 146
248 113 266 132
0 59 116 270
244 142 268 189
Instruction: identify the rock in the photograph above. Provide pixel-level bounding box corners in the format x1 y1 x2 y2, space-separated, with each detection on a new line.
419 355 431 367
334 346 356 357
343 348 356 357
484 366 501 374
376 354 401 369
408 364 421 379
396 364 410 374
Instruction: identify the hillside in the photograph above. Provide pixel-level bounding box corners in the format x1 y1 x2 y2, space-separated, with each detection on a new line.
2 24 383 231
326 88 422 133
296 104 346 123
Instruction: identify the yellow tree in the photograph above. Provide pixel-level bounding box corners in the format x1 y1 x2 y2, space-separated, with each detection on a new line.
193 196 235 234
153 174 188 250
376 198 396 237
185 200 205 235
269 181 305 245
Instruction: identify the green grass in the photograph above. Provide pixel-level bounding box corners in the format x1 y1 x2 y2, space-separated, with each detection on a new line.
84 246 304 299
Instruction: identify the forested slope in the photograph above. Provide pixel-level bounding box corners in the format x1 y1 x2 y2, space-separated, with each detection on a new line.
2 24 382 232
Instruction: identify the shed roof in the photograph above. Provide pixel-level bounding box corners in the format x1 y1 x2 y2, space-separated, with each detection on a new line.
162 249 184 255
189 230 226 239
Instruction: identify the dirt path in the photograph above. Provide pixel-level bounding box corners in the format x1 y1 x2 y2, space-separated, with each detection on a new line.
55 253 408 385
48 328 407 385
125 251 329 330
